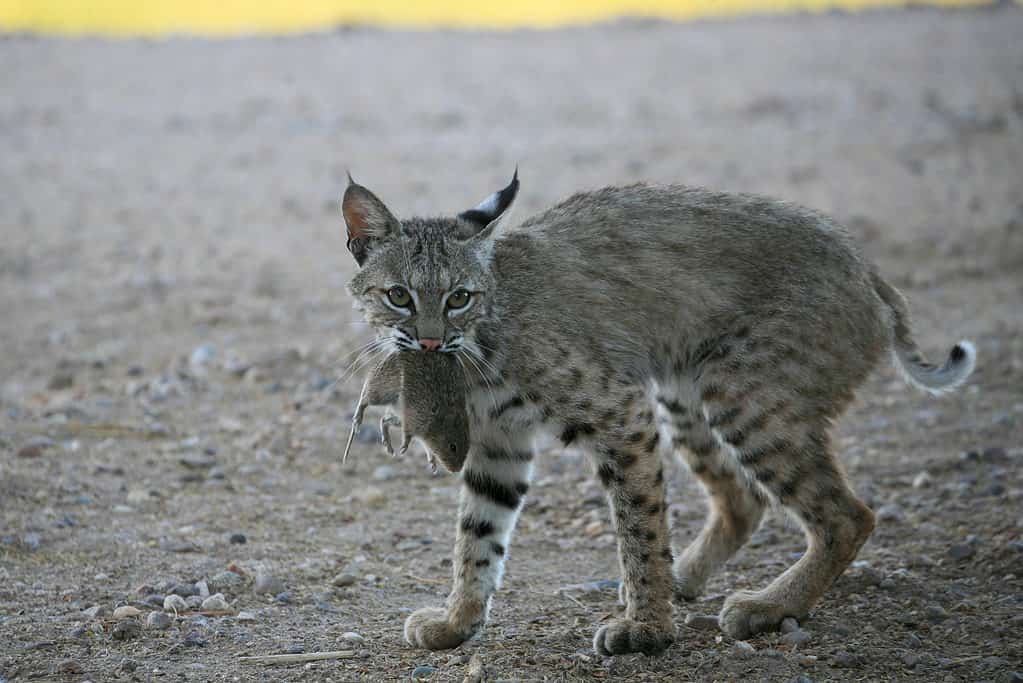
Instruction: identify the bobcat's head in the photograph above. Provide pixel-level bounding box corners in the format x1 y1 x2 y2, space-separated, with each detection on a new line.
342 171 517 361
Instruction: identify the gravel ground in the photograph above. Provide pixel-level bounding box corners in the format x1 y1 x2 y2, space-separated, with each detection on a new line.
2 6 1022 681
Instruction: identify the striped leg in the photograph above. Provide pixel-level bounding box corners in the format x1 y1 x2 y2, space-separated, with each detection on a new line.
404 438 533 650
592 427 676 656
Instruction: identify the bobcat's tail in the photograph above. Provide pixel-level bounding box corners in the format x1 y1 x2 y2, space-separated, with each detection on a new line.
871 271 976 394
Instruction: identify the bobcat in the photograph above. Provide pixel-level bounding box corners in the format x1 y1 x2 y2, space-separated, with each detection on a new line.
340 171 975 656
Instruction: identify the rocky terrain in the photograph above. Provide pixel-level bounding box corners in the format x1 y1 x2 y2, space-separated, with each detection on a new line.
1 6 1022 681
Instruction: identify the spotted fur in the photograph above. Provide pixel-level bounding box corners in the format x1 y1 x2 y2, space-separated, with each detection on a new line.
342 175 975 655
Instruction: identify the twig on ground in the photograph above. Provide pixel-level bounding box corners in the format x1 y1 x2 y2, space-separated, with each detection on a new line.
238 650 357 665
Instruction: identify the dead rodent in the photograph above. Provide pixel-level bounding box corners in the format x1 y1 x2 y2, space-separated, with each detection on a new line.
343 352 469 473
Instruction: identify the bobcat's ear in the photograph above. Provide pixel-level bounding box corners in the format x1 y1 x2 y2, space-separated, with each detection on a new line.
459 168 519 237
342 177 401 266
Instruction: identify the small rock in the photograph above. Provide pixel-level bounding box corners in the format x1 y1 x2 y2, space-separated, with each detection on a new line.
118 658 138 672
683 613 720 631
201 593 230 611
163 594 188 613
17 436 55 458
947 543 975 561
94 572 109 581
209 570 245 593
780 617 800 634
48 371 74 390
22 532 41 551
788 676 813 683
275 591 293 604
341 631 364 643
82 605 107 619
56 659 83 675
902 652 920 667
68 623 88 639
876 504 905 523
358 649 371 659
733 641 756 655
229 533 247 544
195 580 210 598
924 604 948 622
146 611 173 630
912 472 933 489
235 611 258 622
286 644 304 654
332 572 358 587
185 595 204 609
190 345 215 368
253 573 285 595
143 593 165 608
169 582 197 597
111 619 142 641
182 630 207 647
781 629 812 646
373 465 399 481
833 651 859 668
410 665 438 680
1000 672 1023 683
112 606 141 620
179 453 216 469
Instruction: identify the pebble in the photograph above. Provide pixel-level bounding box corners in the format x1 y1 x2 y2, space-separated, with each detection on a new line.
235 611 258 622
410 665 438 680
146 611 173 630
112 606 141 620
286 644 305 654
912 472 933 489
733 641 756 656
82 605 106 619
781 629 812 646
683 613 720 631
780 617 800 634
209 570 246 593
332 572 358 587
341 631 365 643
254 573 286 595
182 631 207 647
48 371 74 390
186 595 204 609
143 593 164 609
111 619 142 641
947 543 976 560
925 604 949 622
229 533 247 544
275 591 294 604
201 593 230 611
179 453 217 469
56 659 83 675
163 594 188 613
788 676 813 683
68 623 88 639
195 580 210 598
17 436 55 458
876 504 905 523
373 465 400 481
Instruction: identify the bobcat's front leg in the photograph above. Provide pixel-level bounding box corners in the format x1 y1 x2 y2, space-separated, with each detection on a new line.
593 429 676 656
404 437 533 649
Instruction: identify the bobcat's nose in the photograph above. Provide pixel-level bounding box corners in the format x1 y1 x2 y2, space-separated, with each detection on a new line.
419 338 443 352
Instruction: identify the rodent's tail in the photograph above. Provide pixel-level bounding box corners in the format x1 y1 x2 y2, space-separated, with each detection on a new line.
871 271 976 394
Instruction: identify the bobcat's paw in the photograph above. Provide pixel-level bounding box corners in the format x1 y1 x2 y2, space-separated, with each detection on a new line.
593 618 675 656
719 590 803 640
404 607 472 650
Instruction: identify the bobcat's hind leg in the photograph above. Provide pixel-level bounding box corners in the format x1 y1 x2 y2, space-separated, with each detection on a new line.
717 427 874 639
658 392 765 602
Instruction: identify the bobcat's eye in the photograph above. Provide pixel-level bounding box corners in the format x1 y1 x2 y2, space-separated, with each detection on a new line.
446 289 471 310
386 286 412 309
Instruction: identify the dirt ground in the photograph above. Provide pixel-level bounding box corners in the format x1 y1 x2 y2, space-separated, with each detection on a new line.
2 6 1022 682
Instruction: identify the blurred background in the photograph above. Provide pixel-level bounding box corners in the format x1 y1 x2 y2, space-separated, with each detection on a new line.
2 1 1021 681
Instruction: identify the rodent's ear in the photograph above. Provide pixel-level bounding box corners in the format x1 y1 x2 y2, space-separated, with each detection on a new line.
341 175 401 266
458 167 519 237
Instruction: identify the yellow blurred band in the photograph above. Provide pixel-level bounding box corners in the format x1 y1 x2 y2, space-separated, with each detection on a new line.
0 0 1002 36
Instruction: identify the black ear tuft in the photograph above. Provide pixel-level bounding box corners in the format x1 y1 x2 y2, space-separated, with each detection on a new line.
458 168 519 230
